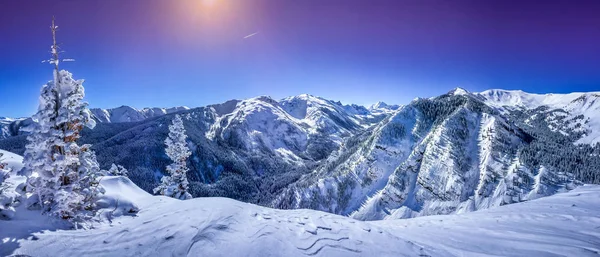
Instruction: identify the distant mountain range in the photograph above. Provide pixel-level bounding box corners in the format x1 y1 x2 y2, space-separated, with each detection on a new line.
1 88 599 220
90 106 191 123
0 106 190 139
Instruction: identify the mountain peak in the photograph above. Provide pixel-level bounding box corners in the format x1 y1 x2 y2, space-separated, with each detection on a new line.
297 93 314 98
253 95 277 103
370 101 388 109
448 87 470 96
284 94 326 102
369 101 400 112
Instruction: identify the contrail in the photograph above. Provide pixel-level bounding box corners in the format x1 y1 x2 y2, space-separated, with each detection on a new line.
243 32 259 39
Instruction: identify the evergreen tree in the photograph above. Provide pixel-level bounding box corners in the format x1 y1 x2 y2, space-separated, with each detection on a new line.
0 152 10 188
22 76 63 211
77 144 105 213
21 18 104 223
108 163 128 177
154 114 192 200
0 152 16 220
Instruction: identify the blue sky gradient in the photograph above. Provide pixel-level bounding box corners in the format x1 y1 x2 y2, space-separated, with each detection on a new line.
1 0 599 117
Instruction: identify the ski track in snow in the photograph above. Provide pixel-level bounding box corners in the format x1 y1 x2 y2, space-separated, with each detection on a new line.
1 174 599 257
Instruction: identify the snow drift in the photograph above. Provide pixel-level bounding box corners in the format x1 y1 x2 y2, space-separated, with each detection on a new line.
2 168 599 256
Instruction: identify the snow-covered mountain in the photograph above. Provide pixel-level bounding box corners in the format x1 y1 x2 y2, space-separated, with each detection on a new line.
204 95 365 164
475 89 600 144
90 106 190 123
74 95 383 205
476 89 597 109
0 117 31 140
2 166 599 256
0 106 190 140
273 89 596 220
368 101 401 112
1 90 599 222
0 117 15 139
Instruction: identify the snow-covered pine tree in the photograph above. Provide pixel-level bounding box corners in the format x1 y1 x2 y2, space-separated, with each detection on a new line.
50 69 102 221
0 152 16 220
108 163 128 177
21 17 104 223
22 71 62 211
153 114 192 200
0 152 10 191
77 144 105 213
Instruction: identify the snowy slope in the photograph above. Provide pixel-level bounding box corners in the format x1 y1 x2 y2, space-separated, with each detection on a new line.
0 118 29 140
26 94 386 205
279 94 373 133
2 91 597 223
0 149 23 172
274 92 580 220
476 89 593 109
0 150 25 221
206 95 311 160
0 118 14 139
2 173 599 256
205 94 380 164
476 89 600 144
368 101 400 112
90 106 190 123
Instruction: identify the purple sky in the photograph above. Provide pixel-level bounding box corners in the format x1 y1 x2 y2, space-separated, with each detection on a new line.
1 0 599 117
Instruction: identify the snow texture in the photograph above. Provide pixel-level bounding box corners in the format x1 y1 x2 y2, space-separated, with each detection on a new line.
476 89 600 145
1 163 599 256
1 90 599 223
274 91 581 220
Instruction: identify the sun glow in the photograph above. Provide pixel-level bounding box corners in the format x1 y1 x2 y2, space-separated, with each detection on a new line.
182 0 236 21
201 0 218 7
164 0 262 47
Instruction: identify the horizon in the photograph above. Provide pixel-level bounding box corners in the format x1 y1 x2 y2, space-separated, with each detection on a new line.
2 0 600 117
6 86 600 119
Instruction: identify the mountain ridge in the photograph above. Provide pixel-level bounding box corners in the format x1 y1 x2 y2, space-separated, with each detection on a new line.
1 89 599 221
271 89 597 219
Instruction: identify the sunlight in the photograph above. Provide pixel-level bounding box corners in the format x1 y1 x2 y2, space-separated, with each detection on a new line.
195 0 226 14
167 0 252 44
181 0 235 22
201 0 218 7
